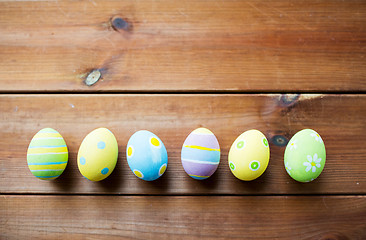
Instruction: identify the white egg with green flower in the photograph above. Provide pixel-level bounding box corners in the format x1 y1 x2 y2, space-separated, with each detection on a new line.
284 129 326 182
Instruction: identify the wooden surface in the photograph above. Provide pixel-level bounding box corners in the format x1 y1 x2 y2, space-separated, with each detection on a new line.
0 94 365 195
0 0 365 92
1 0 365 239
1 196 365 239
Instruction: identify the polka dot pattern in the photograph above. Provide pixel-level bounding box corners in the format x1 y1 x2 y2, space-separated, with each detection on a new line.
229 161 236 170
133 169 144 179
97 141 106 149
236 140 245 149
159 163 167 176
77 128 118 182
127 146 134 157
80 157 86 165
249 160 260 171
101 167 109 175
150 137 161 148
127 130 168 181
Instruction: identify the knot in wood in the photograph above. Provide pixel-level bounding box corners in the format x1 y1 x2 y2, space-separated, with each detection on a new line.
280 94 300 106
111 17 129 31
85 69 101 86
271 135 288 147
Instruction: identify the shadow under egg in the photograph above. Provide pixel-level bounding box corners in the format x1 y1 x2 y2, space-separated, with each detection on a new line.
95 151 124 192
50 157 76 193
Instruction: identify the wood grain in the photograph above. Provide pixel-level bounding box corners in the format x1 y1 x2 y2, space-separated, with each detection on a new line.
0 94 365 194
0 0 365 92
1 195 365 239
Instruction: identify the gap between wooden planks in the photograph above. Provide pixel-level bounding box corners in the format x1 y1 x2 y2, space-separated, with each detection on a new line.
0 94 364 195
0 195 365 239
0 0 365 92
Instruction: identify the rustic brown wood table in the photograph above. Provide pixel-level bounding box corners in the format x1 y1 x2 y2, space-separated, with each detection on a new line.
1 0 365 239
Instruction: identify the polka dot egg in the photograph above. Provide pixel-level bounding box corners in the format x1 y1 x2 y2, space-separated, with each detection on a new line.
181 128 220 180
228 130 270 181
126 130 168 181
27 128 68 180
77 128 118 181
284 129 326 183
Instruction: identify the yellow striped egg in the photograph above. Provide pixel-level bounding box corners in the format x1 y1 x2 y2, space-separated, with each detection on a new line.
27 128 68 180
77 128 118 181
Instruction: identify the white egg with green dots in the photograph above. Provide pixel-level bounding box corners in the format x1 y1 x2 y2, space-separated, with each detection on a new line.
126 130 168 181
77 128 118 181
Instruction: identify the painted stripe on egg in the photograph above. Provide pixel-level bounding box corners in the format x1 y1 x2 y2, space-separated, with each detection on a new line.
181 148 220 164
32 137 63 140
38 177 58 180
182 158 219 165
34 175 61 178
27 128 68 180
29 166 66 172
38 130 59 134
30 169 64 172
181 128 220 180
31 170 64 179
27 153 68 162
33 132 62 137
183 145 220 152
182 160 219 177
189 174 209 179
29 138 66 147
27 151 68 156
27 146 68 154
27 161 68 165
28 145 67 149
183 134 219 149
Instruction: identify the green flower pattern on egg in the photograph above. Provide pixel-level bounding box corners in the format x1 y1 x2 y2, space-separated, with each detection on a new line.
284 129 326 183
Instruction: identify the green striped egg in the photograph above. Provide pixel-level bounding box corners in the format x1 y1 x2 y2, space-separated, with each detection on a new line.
27 128 68 180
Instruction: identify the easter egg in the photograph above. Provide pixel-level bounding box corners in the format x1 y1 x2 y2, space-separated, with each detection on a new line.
77 128 118 181
284 129 326 183
126 130 168 181
181 128 220 180
228 130 270 181
27 128 68 180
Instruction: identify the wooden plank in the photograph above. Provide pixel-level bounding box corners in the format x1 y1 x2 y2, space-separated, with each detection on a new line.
0 94 365 194
1 195 365 239
0 0 365 92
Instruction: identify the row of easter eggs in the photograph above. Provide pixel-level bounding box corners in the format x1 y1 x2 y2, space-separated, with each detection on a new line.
27 127 326 183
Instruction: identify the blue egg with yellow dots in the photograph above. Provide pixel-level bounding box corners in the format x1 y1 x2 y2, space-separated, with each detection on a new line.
126 130 168 181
